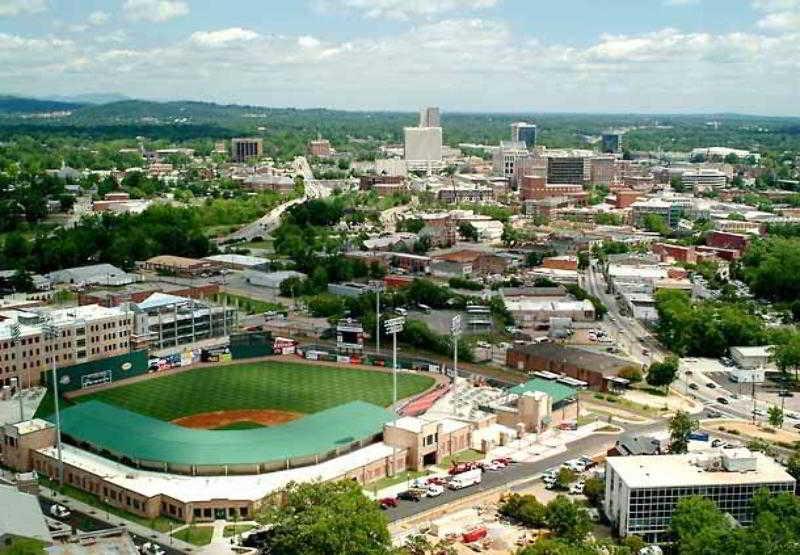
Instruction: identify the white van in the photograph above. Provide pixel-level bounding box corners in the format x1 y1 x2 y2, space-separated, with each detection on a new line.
395 307 408 316
448 468 482 490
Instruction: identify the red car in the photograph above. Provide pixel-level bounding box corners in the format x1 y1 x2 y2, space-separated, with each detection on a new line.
449 462 478 475
426 476 447 486
378 497 398 509
492 457 513 465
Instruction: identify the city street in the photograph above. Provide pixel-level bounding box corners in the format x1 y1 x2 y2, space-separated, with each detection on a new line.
383 418 666 522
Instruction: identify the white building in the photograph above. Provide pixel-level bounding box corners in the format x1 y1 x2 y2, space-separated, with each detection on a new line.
605 449 795 542
681 169 727 192
730 345 774 370
492 141 529 181
404 127 443 172
606 264 669 293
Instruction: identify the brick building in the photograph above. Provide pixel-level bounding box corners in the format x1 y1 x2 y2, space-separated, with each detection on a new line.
652 243 697 264
615 189 645 209
506 343 637 392
79 282 219 307
542 255 578 271
520 175 585 202
705 231 750 254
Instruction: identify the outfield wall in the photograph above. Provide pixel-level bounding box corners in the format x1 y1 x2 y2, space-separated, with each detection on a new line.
43 350 149 395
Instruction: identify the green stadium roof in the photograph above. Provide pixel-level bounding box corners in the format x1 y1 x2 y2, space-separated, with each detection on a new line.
509 378 576 404
53 400 394 467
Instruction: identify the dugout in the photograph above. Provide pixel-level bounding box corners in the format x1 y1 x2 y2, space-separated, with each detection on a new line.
229 331 274 360
43 350 149 395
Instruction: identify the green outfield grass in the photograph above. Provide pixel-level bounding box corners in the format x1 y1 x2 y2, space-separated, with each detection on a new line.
77 360 435 422
214 421 265 430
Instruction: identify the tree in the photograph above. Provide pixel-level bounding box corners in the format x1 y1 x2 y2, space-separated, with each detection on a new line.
555 467 577 490
617 366 643 383
458 221 479 242
768 405 784 428
499 493 547 528
256 480 391 555
582 476 605 506
501 224 520 247
786 451 800 484
646 356 679 392
577 251 590 270
669 496 732 554
544 495 591 544
771 335 800 383
668 410 699 454
9 269 34 293
642 213 670 235
670 175 687 193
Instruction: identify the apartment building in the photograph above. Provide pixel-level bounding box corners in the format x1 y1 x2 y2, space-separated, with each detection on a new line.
520 176 585 202
0 305 133 387
605 450 795 542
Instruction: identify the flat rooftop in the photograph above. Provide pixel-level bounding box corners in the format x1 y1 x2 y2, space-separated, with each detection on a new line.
38 441 397 503
607 451 795 489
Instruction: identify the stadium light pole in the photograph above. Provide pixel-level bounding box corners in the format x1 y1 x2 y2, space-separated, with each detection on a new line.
43 321 64 487
450 315 462 417
384 316 404 476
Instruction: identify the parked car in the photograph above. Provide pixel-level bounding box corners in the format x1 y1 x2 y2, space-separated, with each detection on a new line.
426 476 447 486
689 383 699 390
50 504 71 519
578 456 597 469
794 423 800 430
426 484 445 497
706 407 722 418
139 542 166 555
716 397 730 405
394 307 408 316
378 497 398 509
448 468 482 490
752 408 767 417
706 382 717 389
486 461 505 471
397 488 426 502
569 482 585 495
779 390 794 398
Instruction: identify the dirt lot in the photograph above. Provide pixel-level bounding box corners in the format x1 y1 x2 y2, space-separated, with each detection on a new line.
172 409 303 429
702 419 800 444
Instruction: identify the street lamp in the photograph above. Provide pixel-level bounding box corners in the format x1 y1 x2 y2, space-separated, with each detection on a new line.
384 316 404 476
42 321 64 487
450 315 462 417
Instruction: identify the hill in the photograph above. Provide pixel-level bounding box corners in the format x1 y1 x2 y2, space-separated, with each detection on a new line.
0 95 83 114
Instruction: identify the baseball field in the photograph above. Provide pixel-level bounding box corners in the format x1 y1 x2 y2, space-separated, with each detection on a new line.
76 360 436 429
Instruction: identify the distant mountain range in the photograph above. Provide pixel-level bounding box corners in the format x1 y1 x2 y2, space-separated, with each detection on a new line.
0 95 84 113
45 93 131 105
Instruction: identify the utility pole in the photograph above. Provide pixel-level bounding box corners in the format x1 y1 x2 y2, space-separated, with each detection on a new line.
375 289 381 354
43 321 64 487
451 315 462 417
384 316 404 476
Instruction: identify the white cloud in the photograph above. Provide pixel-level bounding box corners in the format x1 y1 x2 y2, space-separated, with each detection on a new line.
123 0 189 22
753 0 800 30
88 11 110 26
320 0 499 20
190 27 260 47
1 12 799 115
298 35 321 48
0 0 46 17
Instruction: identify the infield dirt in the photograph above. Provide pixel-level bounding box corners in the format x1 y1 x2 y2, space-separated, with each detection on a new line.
172 409 303 429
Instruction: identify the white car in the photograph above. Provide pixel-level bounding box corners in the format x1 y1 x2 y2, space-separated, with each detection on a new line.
426 484 445 497
50 504 71 519
569 482 585 495
486 462 505 471
139 542 166 555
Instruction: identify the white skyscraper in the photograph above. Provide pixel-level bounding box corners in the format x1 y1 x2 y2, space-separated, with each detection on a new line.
404 127 443 171
419 107 440 127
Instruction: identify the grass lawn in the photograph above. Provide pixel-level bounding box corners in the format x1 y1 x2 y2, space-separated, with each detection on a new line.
39 477 179 533
214 421 265 430
223 524 256 538
172 525 214 546
245 239 273 251
439 449 485 468
0 535 48 554
79 360 435 421
367 470 430 492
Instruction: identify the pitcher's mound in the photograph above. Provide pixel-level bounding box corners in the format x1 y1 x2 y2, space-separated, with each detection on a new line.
172 409 303 429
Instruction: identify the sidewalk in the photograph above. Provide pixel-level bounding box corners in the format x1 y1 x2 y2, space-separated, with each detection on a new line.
196 519 259 554
40 488 195 552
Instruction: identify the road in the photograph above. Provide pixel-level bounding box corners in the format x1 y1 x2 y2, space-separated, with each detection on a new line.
221 156 330 243
383 418 665 521
583 262 663 366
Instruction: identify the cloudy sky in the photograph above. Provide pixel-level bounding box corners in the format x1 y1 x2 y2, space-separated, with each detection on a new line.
0 0 798 115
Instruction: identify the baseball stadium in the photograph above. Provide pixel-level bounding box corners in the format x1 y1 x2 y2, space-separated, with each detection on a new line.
46 356 437 475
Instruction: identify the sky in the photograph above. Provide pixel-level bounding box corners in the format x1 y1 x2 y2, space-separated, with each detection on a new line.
0 0 798 115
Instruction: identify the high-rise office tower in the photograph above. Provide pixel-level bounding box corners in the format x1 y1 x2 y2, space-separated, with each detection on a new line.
231 138 263 162
419 107 440 128
511 122 537 148
601 132 624 154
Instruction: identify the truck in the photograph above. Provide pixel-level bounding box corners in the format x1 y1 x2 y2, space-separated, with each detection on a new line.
448 468 482 490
